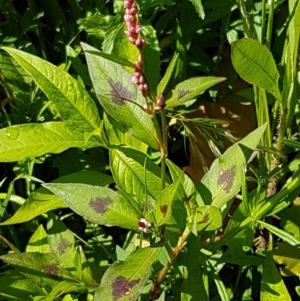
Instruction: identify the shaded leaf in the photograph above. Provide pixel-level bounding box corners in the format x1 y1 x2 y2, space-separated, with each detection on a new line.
231 38 281 100
43 183 141 231
261 252 291 300
273 242 300 277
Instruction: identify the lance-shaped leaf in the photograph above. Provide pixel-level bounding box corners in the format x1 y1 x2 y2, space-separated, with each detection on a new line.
231 38 281 101
82 42 159 149
1 47 101 132
261 252 291 301
0 122 101 162
110 147 165 199
199 124 267 208
165 77 226 108
43 183 141 231
94 247 161 301
0 171 113 225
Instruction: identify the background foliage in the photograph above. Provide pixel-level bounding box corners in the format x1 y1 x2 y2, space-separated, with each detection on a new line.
0 0 300 300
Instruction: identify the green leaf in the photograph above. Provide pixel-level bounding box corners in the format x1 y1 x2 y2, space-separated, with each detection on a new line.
0 171 113 225
196 206 222 232
1 47 101 132
231 38 281 101
200 124 267 208
166 159 204 205
110 147 164 199
26 225 49 253
43 183 141 231
188 0 205 19
0 270 44 300
82 42 159 149
261 252 291 301
258 220 300 246
165 77 226 108
0 122 101 162
142 23 161 93
156 52 179 97
94 247 161 301
154 174 182 226
273 242 300 277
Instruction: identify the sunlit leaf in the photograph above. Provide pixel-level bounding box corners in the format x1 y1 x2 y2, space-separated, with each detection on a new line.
0 122 101 162
94 247 161 301
43 183 141 231
231 38 281 101
1 47 101 131
82 42 159 149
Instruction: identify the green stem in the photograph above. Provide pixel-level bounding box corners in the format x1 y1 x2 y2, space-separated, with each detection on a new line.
261 0 267 44
265 0 275 49
160 111 168 190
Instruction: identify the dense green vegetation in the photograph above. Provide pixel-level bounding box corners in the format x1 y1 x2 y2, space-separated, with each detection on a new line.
0 0 299 300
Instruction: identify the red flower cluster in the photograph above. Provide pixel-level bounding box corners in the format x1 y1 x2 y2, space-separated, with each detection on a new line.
124 0 148 96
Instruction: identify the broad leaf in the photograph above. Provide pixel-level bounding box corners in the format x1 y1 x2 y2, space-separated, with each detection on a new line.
82 42 159 149
231 38 281 101
110 147 164 199
261 252 291 301
199 124 267 208
43 183 141 231
0 122 101 162
0 171 113 225
165 77 226 108
1 47 101 131
94 247 161 301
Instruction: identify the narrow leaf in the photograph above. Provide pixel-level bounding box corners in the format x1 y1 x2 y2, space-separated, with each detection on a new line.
165 77 226 108
1 47 101 131
43 183 141 231
0 122 101 162
189 0 205 19
231 38 281 100
94 247 161 301
261 252 291 301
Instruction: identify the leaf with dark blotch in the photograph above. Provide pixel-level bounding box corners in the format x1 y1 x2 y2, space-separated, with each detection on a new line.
42 263 60 279
57 238 70 255
217 167 236 193
178 89 190 98
112 276 139 301
160 205 168 218
89 197 112 213
109 80 134 106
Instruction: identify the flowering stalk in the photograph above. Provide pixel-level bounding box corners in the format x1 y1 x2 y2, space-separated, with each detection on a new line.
124 0 148 97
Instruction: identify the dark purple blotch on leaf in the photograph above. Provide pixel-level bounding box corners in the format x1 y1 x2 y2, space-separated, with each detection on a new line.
217 166 236 193
42 263 60 279
112 275 139 301
160 205 168 217
89 197 111 214
57 238 70 255
109 80 134 106
178 89 190 98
